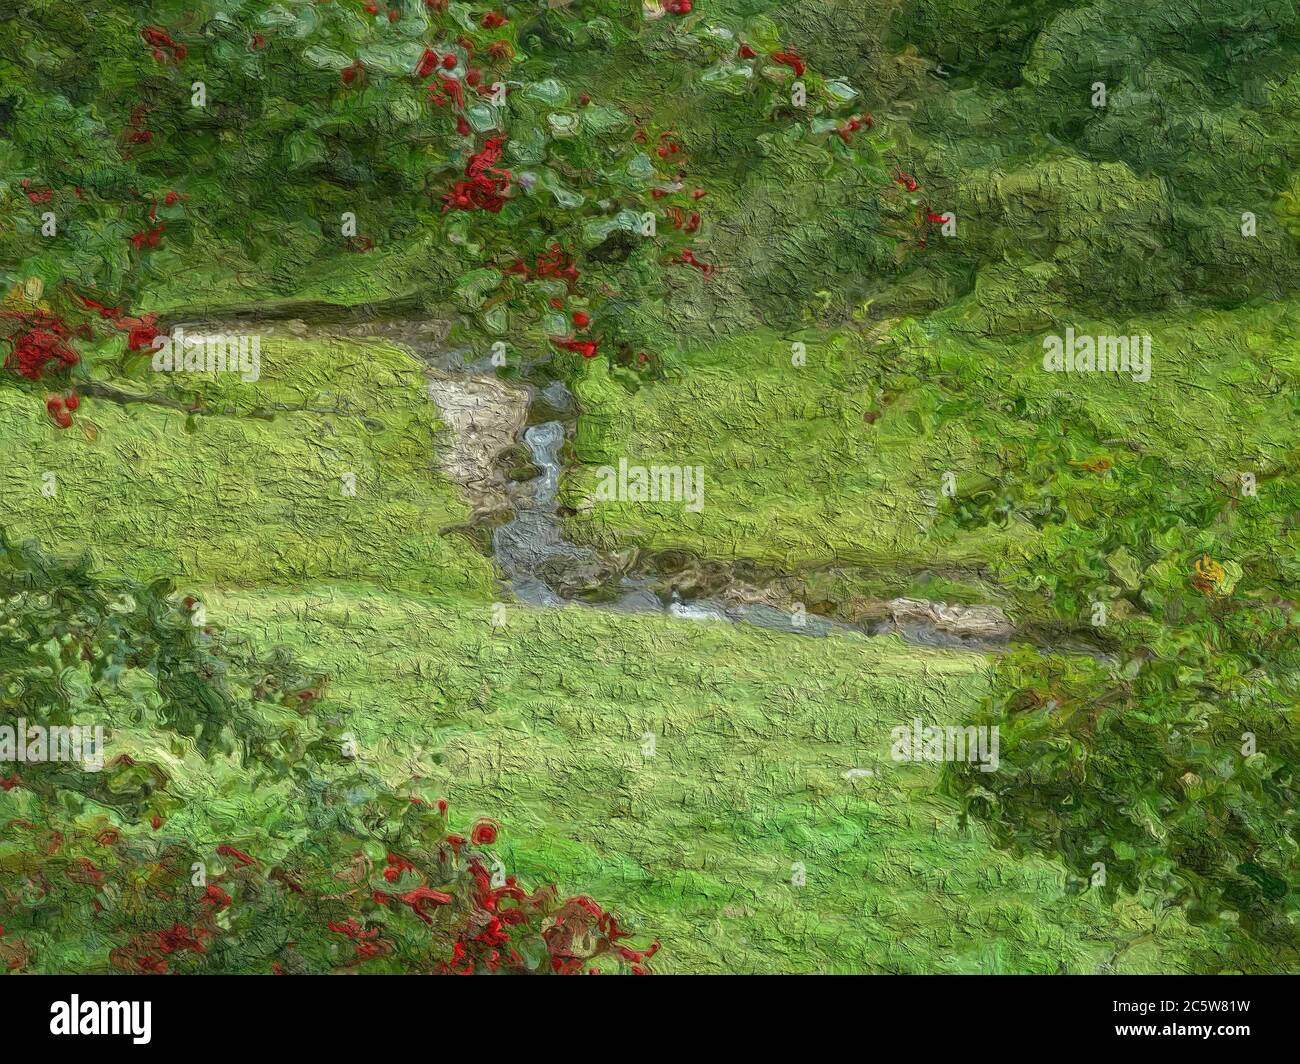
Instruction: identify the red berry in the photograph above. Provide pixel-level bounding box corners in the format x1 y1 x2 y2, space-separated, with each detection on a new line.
442 53 457 69
64 393 79 411
573 312 590 328
388 8 400 21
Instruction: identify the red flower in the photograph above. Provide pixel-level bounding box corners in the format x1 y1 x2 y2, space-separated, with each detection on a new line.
481 11 507 28
572 311 590 329
128 225 165 251
550 336 599 359
157 923 208 955
416 49 440 78
216 844 255 868
470 818 499 846
395 886 454 923
836 115 873 144
770 50 805 77
383 852 417 882
443 137 512 212
119 314 162 352
327 918 379 939
675 249 714 275
533 243 579 285
80 296 122 318
141 26 186 63
5 324 80 380
201 885 231 911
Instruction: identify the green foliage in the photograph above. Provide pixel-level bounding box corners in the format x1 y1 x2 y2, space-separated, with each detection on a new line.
0 0 882 374
0 533 656 974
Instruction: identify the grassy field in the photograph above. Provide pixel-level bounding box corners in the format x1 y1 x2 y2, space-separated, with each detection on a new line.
566 328 1026 573
206 582 1224 974
0 335 494 597
0 329 1233 972
562 302 1300 601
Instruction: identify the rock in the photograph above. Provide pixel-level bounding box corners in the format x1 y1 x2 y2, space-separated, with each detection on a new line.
884 598 1013 642
424 372 530 513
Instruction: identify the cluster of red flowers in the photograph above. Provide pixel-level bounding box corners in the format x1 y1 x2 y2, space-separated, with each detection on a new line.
128 225 165 251
542 895 660 976
837 113 874 144
662 0 693 14
2 310 81 381
443 136 512 212
675 248 714 275
113 922 208 975
45 392 79 429
141 25 186 63
769 50 806 77
550 336 599 360
19 178 51 204
416 47 455 78
200 884 232 912
665 205 701 234
157 923 210 957
327 917 388 964
81 297 162 351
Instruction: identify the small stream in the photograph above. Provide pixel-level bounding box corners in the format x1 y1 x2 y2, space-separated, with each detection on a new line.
491 381 1010 651
168 308 1026 653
